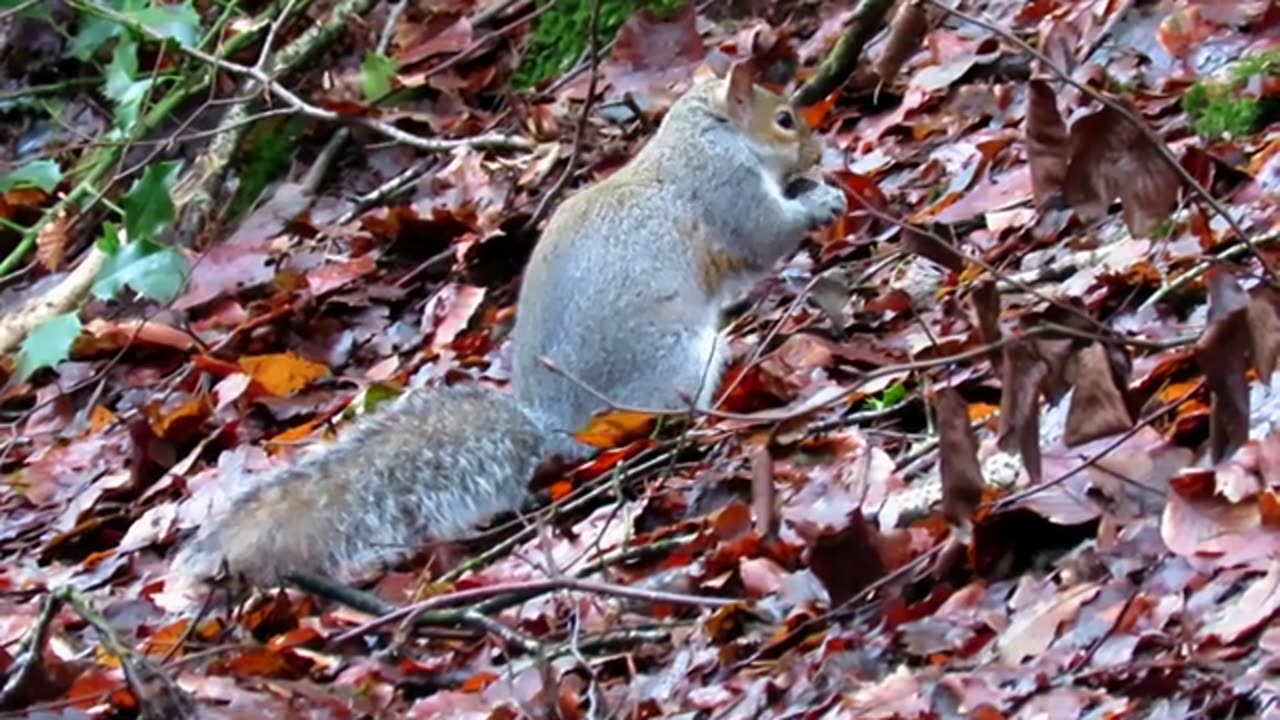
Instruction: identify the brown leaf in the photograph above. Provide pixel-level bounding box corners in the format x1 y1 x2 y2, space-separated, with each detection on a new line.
1248 291 1280 381
874 0 929 86
806 515 886 606
1198 560 1280 644
934 388 984 526
1031 336 1075 405
1197 270 1252 461
1025 79 1070 206
970 280 1002 371
997 339 1047 483
902 228 963 271
1064 343 1134 446
1063 103 1181 238
34 209 70 271
749 443 778 540
605 5 705 103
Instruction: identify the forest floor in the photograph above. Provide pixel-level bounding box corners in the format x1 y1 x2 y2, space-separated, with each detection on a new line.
2 0 1280 717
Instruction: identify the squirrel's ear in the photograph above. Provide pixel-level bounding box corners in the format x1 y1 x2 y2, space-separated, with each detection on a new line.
723 61 755 124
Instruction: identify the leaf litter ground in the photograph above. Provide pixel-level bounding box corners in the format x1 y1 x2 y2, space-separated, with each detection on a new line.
2 0 1280 717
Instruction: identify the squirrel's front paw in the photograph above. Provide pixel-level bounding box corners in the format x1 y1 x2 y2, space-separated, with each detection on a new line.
797 182 847 229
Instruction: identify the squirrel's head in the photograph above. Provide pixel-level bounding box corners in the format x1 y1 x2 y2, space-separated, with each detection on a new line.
686 62 822 181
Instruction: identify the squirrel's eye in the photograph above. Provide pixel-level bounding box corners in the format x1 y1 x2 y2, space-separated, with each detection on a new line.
774 110 796 131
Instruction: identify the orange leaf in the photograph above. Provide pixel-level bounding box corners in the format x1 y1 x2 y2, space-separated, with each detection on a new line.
573 409 658 449
238 351 331 396
460 671 499 692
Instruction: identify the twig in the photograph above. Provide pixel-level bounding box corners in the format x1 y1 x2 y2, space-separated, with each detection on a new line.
0 590 59 710
1142 230 1280 310
0 244 107 356
921 0 1278 285
75 0 532 154
333 574 734 644
522 0 603 231
986 381 1201 514
792 0 899 106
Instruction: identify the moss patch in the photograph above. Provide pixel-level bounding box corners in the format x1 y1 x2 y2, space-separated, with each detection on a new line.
513 0 685 89
1181 49 1280 139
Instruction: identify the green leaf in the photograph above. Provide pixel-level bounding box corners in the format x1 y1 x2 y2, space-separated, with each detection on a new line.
93 234 189 304
16 313 82 380
123 160 181 241
71 15 122 60
105 37 139 100
360 52 398 102
128 3 201 47
0 160 63 193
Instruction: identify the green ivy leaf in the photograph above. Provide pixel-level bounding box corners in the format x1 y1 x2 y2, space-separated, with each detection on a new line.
360 52 398 102
123 160 181 241
0 160 63 193
93 231 189 304
128 3 201 47
16 313 82 380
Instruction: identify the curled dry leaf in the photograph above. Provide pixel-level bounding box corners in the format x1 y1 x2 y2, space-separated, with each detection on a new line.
997 339 1047 484
1025 79 1070 206
934 387 985 527
1248 291 1280 381
35 209 70 272
874 0 929 87
1198 271 1252 462
1063 103 1181 238
970 280 1002 371
1064 342 1134 447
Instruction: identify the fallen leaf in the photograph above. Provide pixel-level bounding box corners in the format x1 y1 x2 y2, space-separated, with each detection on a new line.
1064 343 1133 446
935 387 984 526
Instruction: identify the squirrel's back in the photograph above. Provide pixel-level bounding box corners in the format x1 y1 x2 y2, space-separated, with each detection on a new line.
175 385 544 586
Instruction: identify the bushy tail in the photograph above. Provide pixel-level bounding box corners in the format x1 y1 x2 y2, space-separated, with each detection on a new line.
174 385 546 587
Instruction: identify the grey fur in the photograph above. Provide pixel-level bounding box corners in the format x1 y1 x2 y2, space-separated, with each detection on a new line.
174 71 846 588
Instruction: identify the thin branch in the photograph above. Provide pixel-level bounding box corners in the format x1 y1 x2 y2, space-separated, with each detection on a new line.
523 0 603 231
792 0 899 107
75 0 532 154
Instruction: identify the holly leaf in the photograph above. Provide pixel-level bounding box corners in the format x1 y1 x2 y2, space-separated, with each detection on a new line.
93 226 189 304
123 161 182 241
16 313 83 380
0 160 62 193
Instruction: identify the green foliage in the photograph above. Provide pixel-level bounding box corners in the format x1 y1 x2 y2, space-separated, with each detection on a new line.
92 162 189 304
16 313 83 380
1182 50 1280 139
0 160 63 193
226 115 309 220
93 224 189 304
122 160 181 240
864 382 907 412
360 52 399 102
1230 49 1280 83
513 0 684 88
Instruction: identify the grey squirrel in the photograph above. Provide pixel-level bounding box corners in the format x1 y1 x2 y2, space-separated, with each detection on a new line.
173 63 848 587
